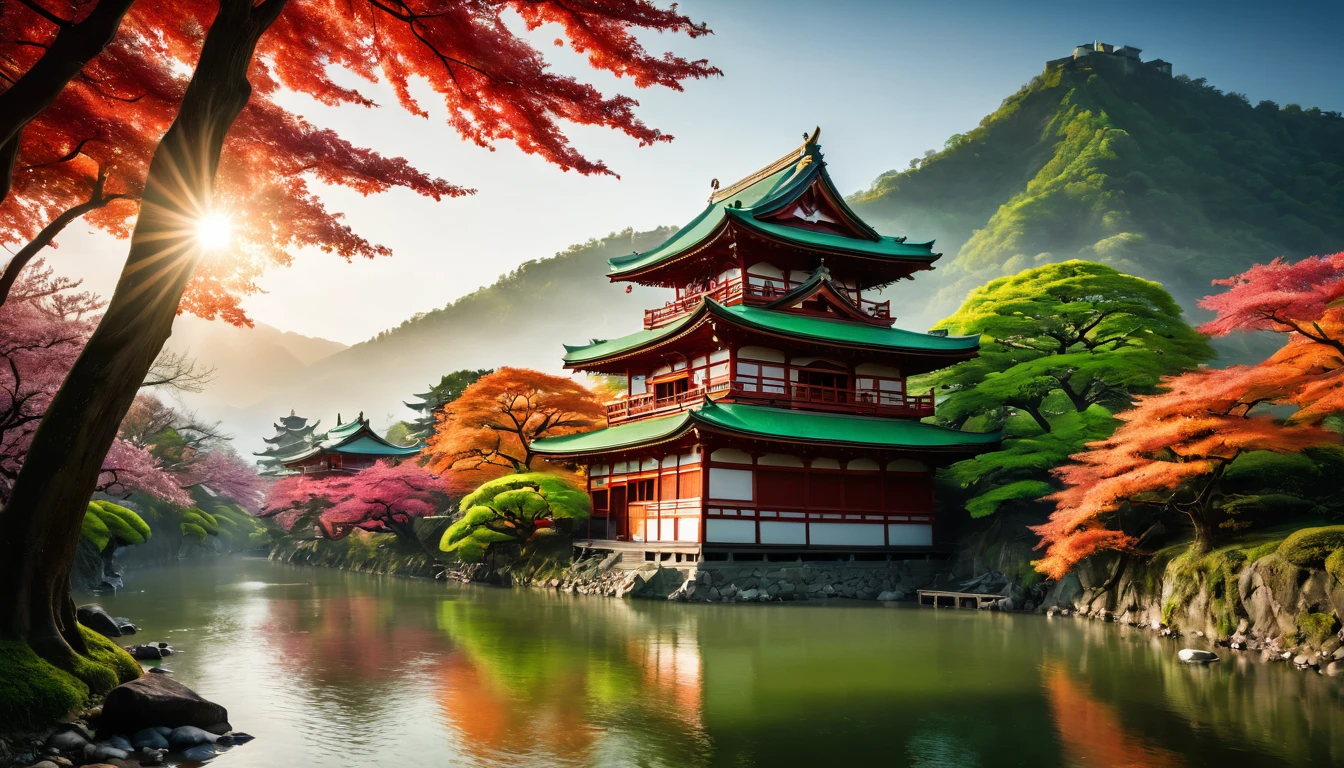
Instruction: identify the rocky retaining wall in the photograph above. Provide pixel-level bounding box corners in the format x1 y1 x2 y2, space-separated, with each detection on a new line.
1041 550 1344 675
503 553 955 603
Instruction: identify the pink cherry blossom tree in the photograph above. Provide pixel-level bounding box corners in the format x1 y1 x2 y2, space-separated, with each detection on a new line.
1 261 191 506
182 447 267 512
261 461 445 546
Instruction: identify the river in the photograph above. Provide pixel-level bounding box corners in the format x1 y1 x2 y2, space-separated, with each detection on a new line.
83 558 1343 768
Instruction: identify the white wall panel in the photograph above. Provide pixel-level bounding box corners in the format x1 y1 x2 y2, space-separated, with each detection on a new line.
808 523 884 546
707 519 756 543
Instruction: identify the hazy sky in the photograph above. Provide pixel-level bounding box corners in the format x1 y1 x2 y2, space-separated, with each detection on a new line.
48 0 1344 345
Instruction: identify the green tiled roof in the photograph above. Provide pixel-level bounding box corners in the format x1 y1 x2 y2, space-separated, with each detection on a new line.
279 419 418 464
531 412 692 455
561 300 979 367
531 401 1000 456
606 133 937 279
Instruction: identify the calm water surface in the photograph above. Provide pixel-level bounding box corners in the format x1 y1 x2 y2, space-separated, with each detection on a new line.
84 558 1343 768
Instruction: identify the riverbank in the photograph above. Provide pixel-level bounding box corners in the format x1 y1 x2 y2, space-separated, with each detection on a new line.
1038 525 1344 674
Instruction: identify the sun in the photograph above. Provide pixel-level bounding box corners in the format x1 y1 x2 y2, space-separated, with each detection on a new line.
196 212 233 252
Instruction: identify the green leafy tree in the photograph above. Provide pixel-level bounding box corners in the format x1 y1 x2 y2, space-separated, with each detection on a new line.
440 473 590 563
398 369 493 444
923 261 1212 517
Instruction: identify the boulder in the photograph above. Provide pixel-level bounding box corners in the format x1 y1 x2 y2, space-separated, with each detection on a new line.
136 748 166 766
167 726 218 751
130 729 170 751
75 605 122 638
217 733 254 746
88 745 128 762
113 618 138 635
1178 648 1219 663
739 589 760 602
876 589 904 602
100 675 230 733
45 731 88 752
122 645 163 661
101 736 133 752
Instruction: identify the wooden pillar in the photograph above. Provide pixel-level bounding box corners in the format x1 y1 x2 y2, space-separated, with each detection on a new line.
699 439 710 545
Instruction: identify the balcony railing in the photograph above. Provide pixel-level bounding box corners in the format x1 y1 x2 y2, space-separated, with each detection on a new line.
643 275 891 328
603 378 731 422
728 380 935 418
604 377 935 423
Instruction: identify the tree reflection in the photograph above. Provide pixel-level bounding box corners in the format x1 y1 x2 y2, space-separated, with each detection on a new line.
1042 661 1183 768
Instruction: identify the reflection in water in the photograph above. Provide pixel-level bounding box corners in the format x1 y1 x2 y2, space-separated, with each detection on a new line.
84 560 1343 768
1042 661 1182 768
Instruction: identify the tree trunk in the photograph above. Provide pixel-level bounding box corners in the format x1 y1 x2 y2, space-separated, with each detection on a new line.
1057 377 1091 413
0 0 287 662
1015 400 1053 433
0 0 137 204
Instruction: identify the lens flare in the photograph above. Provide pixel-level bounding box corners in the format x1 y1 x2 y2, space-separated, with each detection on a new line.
196 212 232 252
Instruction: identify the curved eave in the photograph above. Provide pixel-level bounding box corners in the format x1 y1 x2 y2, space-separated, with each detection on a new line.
705 301 983 357
531 403 1002 459
748 160 881 242
725 209 940 263
531 413 695 458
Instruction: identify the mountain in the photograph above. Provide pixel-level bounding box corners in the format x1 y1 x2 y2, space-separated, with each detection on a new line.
851 53 1344 334
158 317 346 453
226 228 676 452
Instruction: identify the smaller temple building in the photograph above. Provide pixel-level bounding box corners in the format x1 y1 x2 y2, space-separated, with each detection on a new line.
256 411 418 477
532 129 1000 561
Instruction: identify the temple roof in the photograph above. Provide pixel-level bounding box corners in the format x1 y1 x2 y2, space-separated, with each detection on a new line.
531 401 1000 457
278 417 419 465
561 299 980 368
606 129 938 281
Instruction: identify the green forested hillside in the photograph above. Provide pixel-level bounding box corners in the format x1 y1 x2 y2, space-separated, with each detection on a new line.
852 55 1344 332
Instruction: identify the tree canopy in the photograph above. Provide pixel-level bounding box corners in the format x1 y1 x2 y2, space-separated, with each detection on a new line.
440 472 589 563
423 367 605 493
924 261 1212 517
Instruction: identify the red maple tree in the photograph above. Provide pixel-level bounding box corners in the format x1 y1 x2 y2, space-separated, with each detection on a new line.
0 0 716 667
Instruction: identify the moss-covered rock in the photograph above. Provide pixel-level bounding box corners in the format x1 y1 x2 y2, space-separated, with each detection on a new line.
0 624 141 735
1297 611 1340 646
1277 526 1344 569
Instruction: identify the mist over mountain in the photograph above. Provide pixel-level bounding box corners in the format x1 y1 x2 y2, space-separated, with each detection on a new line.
187 228 675 453
852 53 1344 334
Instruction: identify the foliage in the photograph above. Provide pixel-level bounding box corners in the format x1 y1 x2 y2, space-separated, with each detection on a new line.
0 1 719 324
1033 367 1340 578
402 369 493 443
80 500 151 551
1276 526 1344 569
261 460 446 541
852 59 1344 328
926 262 1209 518
441 473 590 562
424 368 606 493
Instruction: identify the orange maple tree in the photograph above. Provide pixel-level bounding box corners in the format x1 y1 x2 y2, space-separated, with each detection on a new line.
0 0 714 669
424 367 605 493
1032 365 1339 578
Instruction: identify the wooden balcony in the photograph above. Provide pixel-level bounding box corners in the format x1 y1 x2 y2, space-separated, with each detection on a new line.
643 275 891 328
728 381 935 418
604 377 935 424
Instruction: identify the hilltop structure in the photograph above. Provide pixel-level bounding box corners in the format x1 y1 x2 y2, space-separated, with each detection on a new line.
256 411 418 476
1047 40 1171 77
532 129 999 561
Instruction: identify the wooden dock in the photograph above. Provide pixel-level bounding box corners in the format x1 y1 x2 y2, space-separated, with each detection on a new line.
917 589 1000 610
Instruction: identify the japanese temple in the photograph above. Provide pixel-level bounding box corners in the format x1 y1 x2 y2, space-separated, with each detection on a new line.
256 411 419 476
254 411 321 476
531 129 999 560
